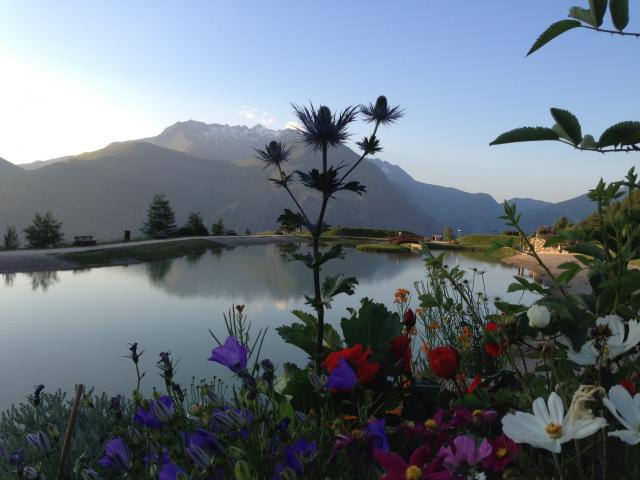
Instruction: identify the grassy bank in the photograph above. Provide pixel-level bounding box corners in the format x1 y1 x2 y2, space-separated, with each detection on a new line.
57 239 224 266
355 242 412 253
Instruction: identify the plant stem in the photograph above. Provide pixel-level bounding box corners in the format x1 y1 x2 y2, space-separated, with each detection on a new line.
552 453 563 480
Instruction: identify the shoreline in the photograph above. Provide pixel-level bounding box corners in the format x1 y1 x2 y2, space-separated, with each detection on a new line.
0 235 302 274
500 252 591 294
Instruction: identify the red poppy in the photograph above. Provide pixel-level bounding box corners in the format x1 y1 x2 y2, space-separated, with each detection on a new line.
402 309 416 329
619 378 636 395
427 346 460 379
391 336 412 374
323 345 380 384
484 342 502 358
486 321 498 332
467 373 482 394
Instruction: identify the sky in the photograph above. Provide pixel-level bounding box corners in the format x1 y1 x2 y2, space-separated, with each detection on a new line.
0 0 638 202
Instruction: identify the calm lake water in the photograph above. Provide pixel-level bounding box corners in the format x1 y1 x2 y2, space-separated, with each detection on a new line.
0 243 537 410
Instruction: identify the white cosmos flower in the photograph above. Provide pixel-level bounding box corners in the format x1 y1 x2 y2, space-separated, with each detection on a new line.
603 385 640 445
502 392 606 453
567 315 640 366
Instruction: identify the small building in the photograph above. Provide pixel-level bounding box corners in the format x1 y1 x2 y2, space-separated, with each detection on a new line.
431 234 443 241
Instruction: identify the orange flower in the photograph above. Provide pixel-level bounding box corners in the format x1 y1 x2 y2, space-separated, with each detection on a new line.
385 404 403 415
428 322 440 331
343 415 357 421
421 342 431 354
415 307 426 318
393 288 410 304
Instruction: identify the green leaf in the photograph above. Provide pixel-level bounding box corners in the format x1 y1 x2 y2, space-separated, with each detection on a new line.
610 0 629 30
490 127 560 146
598 121 640 148
507 276 549 295
306 274 357 309
569 6 597 26
566 242 606 261
589 0 608 26
556 261 582 285
550 108 582 145
276 310 342 357
340 298 401 361
579 134 598 149
527 20 582 56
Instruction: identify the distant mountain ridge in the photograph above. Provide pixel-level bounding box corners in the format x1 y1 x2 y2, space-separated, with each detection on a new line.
0 121 596 240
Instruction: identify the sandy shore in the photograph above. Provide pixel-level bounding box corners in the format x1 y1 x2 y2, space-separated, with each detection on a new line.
0 235 301 274
501 252 590 294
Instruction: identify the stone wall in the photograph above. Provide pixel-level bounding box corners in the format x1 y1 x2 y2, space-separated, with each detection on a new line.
530 236 564 254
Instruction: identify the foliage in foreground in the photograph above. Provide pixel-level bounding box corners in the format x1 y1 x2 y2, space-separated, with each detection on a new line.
2 171 640 479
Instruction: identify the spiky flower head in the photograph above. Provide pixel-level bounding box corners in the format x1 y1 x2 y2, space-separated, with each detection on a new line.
255 141 292 169
291 103 358 150
360 95 404 125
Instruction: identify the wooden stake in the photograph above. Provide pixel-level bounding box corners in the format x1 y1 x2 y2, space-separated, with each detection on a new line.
57 384 84 479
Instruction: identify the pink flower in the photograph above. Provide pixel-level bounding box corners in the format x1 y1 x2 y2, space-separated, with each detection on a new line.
481 435 519 472
374 446 452 480
438 435 492 468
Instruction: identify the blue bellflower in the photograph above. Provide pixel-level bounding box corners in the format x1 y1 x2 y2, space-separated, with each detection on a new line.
208 336 248 374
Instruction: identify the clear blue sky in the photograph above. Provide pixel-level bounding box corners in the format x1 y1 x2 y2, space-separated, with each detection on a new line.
0 0 638 201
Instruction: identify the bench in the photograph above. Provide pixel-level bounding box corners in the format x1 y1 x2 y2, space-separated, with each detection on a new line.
73 235 97 246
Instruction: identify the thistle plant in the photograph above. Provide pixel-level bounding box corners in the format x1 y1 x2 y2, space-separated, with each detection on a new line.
257 96 403 369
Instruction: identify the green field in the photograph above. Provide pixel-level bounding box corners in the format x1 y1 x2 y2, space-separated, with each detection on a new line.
57 239 224 266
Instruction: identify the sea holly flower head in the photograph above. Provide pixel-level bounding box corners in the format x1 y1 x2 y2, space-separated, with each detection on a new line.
291 103 358 150
568 315 640 366
360 96 404 126
501 391 607 453
209 336 248 374
603 385 640 445
98 438 132 472
255 141 292 169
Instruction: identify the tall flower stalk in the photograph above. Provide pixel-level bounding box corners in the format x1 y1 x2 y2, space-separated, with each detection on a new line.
257 96 402 369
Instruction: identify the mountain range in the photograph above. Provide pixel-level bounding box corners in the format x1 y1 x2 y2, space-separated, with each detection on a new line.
0 121 595 241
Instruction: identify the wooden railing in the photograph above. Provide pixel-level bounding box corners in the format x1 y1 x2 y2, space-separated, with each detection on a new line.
387 233 424 245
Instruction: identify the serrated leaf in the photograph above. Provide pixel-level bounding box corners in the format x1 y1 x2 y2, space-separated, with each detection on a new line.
490 127 560 146
598 121 640 148
319 274 358 308
340 298 401 361
569 6 597 26
527 20 582 56
610 0 629 31
589 0 608 26
579 134 597 149
550 108 582 145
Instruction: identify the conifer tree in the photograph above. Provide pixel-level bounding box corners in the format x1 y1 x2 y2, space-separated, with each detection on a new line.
24 212 64 248
141 194 177 238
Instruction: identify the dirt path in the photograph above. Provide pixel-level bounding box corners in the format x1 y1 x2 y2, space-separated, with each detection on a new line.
501 252 591 294
0 235 300 274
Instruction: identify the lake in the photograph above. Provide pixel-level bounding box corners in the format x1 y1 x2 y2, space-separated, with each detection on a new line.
0 243 537 410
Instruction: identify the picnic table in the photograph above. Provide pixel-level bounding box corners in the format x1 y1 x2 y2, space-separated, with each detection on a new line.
73 235 96 246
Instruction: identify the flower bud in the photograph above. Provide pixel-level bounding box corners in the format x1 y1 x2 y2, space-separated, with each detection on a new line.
527 305 551 329
234 460 253 480
294 411 307 424
212 411 235 431
46 423 60 440
227 410 247 428
127 426 144 444
280 467 298 480
81 468 101 480
186 443 212 469
308 372 325 392
24 467 40 480
403 309 416 328
26 432 52 454
151 398 174 423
